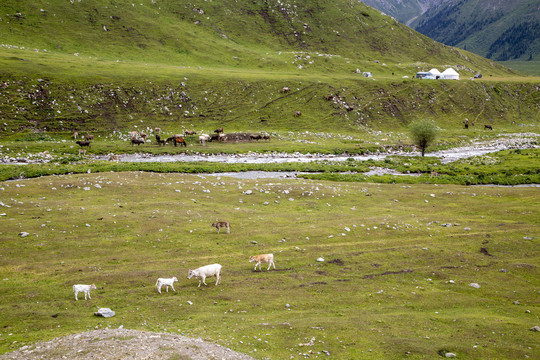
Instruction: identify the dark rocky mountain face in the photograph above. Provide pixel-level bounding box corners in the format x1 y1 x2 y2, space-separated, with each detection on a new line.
360 0 539 63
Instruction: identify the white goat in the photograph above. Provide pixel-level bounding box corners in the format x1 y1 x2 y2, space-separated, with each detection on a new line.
187 264 222 287
155 277 178 294
73 284 96 301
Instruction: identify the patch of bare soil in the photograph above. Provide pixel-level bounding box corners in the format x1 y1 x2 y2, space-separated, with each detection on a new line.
0 328 255 360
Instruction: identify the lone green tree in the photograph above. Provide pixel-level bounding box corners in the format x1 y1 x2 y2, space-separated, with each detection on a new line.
409 120 438 156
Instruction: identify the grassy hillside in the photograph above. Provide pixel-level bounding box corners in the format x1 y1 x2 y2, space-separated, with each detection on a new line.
2 0 536 139
0 67 538 138
0 0 511 72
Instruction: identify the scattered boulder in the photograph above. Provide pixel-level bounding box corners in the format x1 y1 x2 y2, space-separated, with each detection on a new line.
94 308 115 318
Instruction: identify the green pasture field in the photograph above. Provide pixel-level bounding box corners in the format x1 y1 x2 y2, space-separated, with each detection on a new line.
0 172 538 359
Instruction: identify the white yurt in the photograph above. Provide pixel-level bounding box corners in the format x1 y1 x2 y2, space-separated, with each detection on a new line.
429 68 442 79
442 68 459 80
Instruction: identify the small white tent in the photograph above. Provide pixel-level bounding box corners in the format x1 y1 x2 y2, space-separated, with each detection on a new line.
429 68 441 79
442 68 459 80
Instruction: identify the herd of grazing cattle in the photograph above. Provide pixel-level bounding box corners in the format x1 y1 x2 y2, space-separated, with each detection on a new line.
73 221 276 300
73 221 276 301
74 127 270 154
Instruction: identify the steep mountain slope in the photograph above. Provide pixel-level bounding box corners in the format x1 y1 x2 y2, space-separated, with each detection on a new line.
359 0 448 26
412 0 540 62
360 0 539 74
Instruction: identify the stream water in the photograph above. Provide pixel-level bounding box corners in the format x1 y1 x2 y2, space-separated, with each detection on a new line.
2 133 538 180
113 133 538 165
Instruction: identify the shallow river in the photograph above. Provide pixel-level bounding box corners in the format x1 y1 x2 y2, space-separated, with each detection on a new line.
114 133 538 165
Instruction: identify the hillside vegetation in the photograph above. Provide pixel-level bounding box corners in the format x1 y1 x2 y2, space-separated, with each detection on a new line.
0 0 507 71
2 0 537 137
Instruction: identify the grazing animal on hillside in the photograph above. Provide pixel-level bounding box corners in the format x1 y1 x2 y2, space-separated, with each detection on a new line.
263 134 271 141
76 140 91 148
187 264 222 287
108 154 119 161
281 86 291 93
155 277 178 294
155 134 166 146
249 134 262 141
212 221 230 234
131 138 145 146
184 130 197 135
73 283 96 301
73 131 79 139
294 111 302 117
430 171 440 178
140 132 148 141
154 127 161 134
78 148 87 157
199 134 210 145
484 124 493 130
214 127 224 134
129 131 139 138
249 254 276 271
167 135 186 147
86 135 94 141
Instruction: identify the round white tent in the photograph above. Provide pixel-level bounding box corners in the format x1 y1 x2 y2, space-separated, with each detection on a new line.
429 68 441 78
442 68 459 80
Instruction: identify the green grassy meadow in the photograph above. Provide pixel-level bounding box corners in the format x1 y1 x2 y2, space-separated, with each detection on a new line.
0 172 538 359
1 1 539 358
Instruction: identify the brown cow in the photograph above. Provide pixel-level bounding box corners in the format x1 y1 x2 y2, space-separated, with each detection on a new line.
76 140 91 148
184 130 197 135
131 138 144 146
214 127 224 134
167 135 186 147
